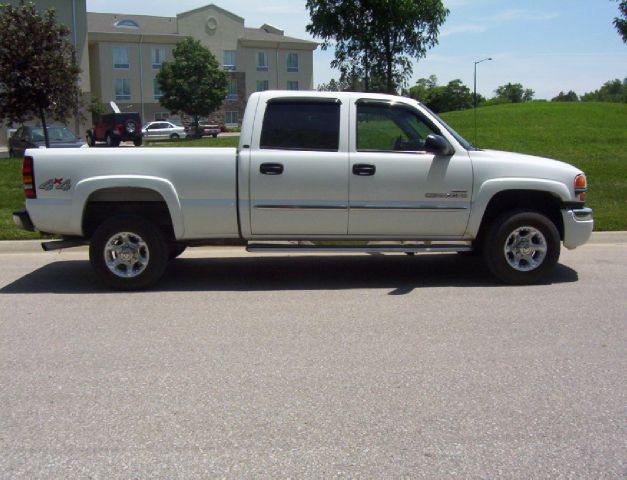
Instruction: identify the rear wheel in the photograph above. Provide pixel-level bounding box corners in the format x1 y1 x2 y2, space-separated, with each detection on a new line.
89 215 168 290
483 210 560 284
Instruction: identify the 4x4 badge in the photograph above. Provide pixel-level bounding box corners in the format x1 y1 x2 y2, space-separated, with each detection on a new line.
39 178 71 192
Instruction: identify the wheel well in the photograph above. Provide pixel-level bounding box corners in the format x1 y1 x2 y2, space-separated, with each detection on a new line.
477 190 564 243
82 187 175 240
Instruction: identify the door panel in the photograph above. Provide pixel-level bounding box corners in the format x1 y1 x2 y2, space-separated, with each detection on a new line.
249 99 349 235
250 150 349 235
348 100 472 237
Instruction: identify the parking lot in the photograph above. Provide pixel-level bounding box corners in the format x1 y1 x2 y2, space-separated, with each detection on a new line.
1 241 625 478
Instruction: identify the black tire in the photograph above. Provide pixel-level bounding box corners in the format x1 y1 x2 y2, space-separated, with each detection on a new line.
483 210 560 284
212 133 218 138
86 131 96 147
133 136 143 146
168 243 187 260
170 133 179 141
89 215 168 290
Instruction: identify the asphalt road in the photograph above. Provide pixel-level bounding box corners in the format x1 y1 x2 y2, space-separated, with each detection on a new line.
0 244 625 478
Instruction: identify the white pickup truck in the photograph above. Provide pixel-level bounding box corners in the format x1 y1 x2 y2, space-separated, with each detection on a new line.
14 91 593 289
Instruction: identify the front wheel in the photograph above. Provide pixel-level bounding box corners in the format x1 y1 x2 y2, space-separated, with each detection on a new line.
170 133 179 141
89 215 168 290
483 210 560 284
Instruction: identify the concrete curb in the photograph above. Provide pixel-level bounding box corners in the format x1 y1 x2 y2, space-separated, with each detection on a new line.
0 232 625 254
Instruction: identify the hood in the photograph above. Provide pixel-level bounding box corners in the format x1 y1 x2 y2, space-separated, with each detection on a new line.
470 148 582 178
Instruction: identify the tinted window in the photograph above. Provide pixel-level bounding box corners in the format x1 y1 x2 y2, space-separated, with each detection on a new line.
357 103 438 152
260 101 340 151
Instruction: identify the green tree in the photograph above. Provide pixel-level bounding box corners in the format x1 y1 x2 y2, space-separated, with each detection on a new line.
614 0 627 42
306 0 448 94
0 2 82 147
156 38 227 133
552 90 579 102
494 82 534 103
581 78 627 102
407 76 475 113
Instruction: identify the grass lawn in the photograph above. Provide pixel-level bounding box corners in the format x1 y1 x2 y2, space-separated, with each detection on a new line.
144 136 239 148
1 102 625 240
441 102 627 231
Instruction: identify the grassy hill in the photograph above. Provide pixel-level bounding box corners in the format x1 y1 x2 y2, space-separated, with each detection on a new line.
441 102 627 230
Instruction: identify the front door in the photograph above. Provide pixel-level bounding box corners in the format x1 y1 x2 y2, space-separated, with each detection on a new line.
348 100 472 237
249 98 349 236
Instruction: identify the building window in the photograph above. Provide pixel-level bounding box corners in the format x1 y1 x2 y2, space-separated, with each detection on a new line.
112 46 129 69
153 78 163 99
257 51 269 71
287 52 299 72
227 79 237 99
114 19 139 29
256 80 269 92
225 111 238 125
155 112 170 121
287 80 299 91
152 47 166 69
223 50 236 71
114 78 131 100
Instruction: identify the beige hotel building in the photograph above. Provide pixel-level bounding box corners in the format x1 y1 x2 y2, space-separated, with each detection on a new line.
1 1 317 144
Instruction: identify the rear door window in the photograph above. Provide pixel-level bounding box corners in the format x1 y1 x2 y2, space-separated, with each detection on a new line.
260 100 340 151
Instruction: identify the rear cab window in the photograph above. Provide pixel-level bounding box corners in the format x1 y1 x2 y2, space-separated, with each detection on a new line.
259 99 341 151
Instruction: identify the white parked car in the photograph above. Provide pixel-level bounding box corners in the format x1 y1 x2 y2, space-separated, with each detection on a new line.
142 121 186 141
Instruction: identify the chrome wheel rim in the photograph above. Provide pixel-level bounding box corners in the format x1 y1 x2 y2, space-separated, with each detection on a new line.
504 226 547 272
104 231 149 278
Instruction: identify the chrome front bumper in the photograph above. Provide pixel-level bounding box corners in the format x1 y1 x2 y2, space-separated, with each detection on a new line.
562 207 593 249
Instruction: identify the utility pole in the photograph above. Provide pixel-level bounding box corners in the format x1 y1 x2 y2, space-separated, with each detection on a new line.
473 57 492 146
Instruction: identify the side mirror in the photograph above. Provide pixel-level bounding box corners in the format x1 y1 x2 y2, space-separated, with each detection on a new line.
425 134 453 156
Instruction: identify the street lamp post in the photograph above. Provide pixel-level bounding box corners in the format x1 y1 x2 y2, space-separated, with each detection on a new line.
473 57 492 146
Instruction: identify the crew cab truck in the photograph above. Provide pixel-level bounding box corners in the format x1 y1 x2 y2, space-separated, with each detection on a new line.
13 91 593 290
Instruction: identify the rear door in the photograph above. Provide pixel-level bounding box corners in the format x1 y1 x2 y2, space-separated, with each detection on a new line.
248 97 349 235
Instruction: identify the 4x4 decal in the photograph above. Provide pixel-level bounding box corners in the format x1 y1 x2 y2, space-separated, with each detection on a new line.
39 178 71 191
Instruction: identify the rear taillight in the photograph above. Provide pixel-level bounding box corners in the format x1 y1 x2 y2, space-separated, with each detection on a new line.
574 174 587 202
23 156 36 199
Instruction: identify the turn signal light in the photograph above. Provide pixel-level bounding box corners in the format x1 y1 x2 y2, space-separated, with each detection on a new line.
574 174 587 201
22 156 36 199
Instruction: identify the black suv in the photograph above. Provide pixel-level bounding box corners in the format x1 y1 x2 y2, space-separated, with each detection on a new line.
87 113 143 147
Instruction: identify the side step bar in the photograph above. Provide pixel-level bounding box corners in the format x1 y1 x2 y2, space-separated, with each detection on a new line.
41 238 89 252
246 243 472 253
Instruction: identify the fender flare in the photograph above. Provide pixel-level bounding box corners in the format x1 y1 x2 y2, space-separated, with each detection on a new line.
71 175 185 239
466 178 571 237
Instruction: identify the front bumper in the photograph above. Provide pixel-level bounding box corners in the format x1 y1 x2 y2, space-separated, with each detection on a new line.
562 207 593 249
13 210 35 232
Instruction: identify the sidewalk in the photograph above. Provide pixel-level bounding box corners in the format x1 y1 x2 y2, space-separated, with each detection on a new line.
0 232 625 254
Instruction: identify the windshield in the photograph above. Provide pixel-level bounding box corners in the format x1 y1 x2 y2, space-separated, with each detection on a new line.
32 127 77 142
420 105 477 151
